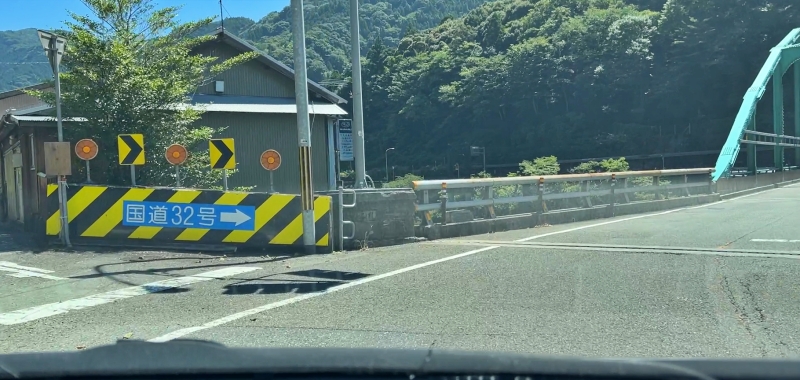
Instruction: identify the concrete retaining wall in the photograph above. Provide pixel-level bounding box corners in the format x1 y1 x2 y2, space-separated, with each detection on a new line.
322 188 417 249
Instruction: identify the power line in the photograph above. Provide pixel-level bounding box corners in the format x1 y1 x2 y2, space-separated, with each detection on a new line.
0 62 49 65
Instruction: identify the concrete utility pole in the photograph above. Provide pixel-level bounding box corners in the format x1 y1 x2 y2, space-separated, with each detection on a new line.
291 0 316 254
350 0 367 188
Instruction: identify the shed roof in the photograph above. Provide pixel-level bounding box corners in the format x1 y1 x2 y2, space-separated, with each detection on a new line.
183 94 348 115
10 115 87 123
0 82 53 101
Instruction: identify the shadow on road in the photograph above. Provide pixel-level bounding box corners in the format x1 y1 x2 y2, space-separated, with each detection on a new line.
70 255 291 286
222 269 371 295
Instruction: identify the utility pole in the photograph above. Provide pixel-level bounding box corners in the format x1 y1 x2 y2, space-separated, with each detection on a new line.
350 0 367 188
291 0 316 254
38 30 70 247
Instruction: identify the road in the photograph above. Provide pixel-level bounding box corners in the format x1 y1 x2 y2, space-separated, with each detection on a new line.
3 185 800 358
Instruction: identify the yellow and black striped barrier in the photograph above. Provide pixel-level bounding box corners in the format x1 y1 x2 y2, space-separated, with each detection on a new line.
46 184 331 249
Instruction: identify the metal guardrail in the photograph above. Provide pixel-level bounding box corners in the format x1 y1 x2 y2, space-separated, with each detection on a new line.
412 168 715 224
337 187 356 251
740 130 800 148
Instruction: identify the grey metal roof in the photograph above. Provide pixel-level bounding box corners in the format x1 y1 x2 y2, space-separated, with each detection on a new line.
181 94 348 115
10 115 87 122
10 103 52 116
0 82 53 100
204 29 347 105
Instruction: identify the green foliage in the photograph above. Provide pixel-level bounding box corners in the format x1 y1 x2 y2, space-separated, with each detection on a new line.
0 1 489 92
359 0 800 178
571 157 631 173
340 169 354 179
520 156 560 176
384 173 423 188
236 0 491 82
4 0 796 182
28 0 256 188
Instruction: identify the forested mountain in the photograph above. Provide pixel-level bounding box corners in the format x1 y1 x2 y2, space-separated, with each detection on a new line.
358 0 800 176
0 29 53 93
0 0 490 92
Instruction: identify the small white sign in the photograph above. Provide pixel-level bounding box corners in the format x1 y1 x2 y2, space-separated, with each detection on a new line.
337 119 354 162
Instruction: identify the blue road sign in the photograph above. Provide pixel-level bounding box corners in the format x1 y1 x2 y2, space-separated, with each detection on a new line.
122 201 256 231
337 119 353 162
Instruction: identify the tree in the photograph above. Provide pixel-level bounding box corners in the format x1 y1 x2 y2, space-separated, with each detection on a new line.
31 0 256 188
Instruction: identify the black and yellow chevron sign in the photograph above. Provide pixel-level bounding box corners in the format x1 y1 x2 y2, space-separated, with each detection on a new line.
117 134 145 165
209 138 235 169
46 184 331 248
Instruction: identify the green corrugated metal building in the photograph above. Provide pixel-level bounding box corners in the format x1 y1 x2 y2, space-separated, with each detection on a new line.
190 28 348 193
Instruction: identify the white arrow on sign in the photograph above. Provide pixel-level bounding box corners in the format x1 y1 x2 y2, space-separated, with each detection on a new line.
220 209 251 226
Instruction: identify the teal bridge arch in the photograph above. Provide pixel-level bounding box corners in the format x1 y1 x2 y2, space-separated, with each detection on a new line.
713 28 800 181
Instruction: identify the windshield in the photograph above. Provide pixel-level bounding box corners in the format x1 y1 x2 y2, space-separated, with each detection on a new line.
2 0 800 363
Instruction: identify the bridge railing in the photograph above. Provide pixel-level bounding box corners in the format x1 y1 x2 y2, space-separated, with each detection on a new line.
412 168 714 225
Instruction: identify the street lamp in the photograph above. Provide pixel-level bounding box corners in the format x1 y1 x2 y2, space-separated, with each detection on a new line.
37 29 70 248
385 147 395 182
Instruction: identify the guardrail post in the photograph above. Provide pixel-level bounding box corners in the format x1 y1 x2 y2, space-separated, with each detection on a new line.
423 190 433 226
487 186 496 219
581 181 592 208
683 175 691 196
621 177 630 203
439 182 448 225
537 177 545 212
653 175 661 200
608 174 616 217
708 172 715 194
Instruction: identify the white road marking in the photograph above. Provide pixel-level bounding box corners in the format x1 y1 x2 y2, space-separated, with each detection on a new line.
0 266 260 326
148 184 778 342
751 239 800 243
0 261 65 280
147 246 500 342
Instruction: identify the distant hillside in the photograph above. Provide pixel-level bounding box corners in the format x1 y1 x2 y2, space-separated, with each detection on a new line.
240 0 492 83
0 28 53 93
0 0 490 92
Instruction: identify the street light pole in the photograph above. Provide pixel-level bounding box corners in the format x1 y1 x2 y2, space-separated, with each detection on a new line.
38 30 69 247
385 147 394 182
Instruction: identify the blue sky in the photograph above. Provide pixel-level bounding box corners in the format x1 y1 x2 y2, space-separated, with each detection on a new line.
3 0 290 31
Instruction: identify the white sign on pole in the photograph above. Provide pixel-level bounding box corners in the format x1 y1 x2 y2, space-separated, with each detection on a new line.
37 30 66 70
337 119 354 162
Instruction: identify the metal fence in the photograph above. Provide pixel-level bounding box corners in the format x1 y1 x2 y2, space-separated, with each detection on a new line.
412 168 715 225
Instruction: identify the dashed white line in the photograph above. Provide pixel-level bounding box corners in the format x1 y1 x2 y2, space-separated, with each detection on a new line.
751 239 800 243
0 266 260 326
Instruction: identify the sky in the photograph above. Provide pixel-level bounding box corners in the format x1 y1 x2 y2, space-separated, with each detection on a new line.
3 0 290 31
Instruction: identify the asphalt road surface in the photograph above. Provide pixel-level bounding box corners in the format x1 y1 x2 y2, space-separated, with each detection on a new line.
3 185 800 358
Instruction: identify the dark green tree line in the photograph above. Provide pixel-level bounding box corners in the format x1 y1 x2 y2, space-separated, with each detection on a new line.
358 0 800 179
